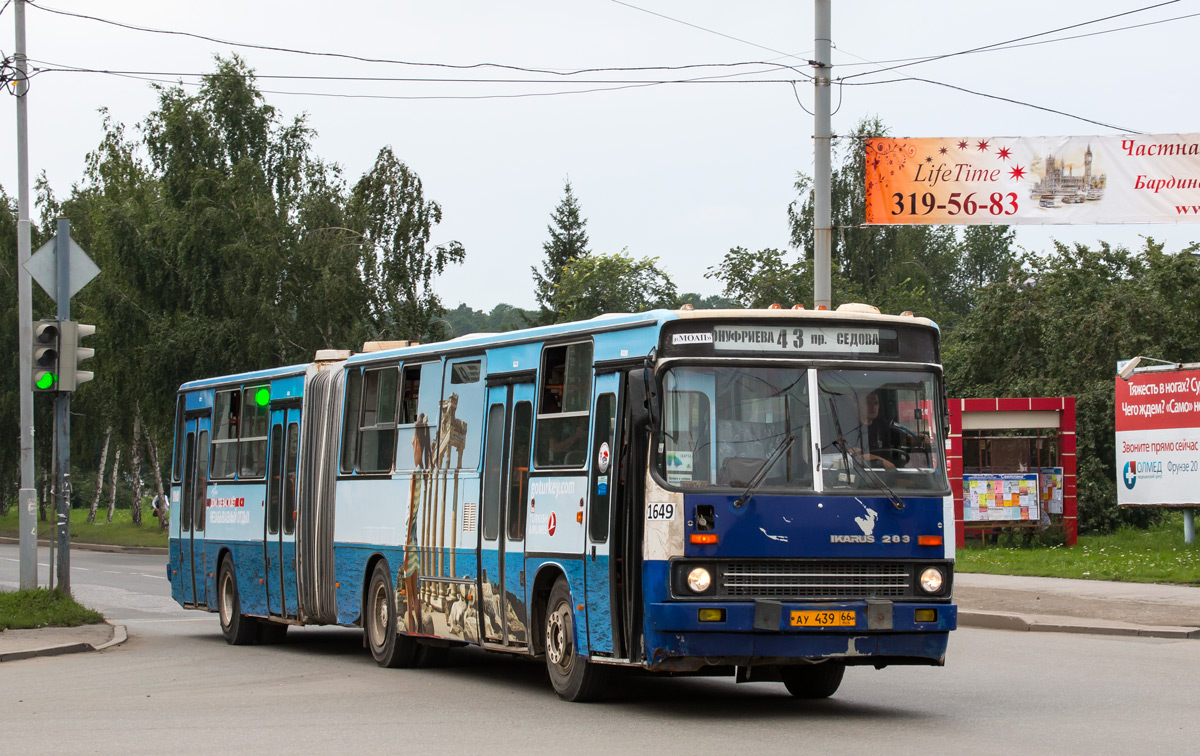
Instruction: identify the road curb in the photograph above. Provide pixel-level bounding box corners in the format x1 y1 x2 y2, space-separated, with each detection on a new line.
0 536 168 556
959 610 1200 639
0 621 127 662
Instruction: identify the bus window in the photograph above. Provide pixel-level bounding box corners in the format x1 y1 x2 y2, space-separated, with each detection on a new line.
211 390 240 480
194 430 209 531
268 423 284 535
340 368 363 474
535 342 592 467
451 360 481 384
399 365 420 424
240 386 270 479
507 402 533 541
357 366 399 473
482 403 505 541
180 433 195 532
396 363 442 472
589 393 616 542
817 369 946 492
172 396 185 483
285 422 299 535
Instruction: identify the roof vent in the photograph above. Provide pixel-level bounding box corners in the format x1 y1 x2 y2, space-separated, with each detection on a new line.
361 340 413 352
835 303 881 314
314 349 352 362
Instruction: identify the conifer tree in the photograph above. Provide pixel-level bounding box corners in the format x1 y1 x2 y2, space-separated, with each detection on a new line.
532 179 591 319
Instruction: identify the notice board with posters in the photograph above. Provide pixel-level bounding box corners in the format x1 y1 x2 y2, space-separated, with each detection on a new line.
963 473 1039 522
1040 467 1064 515
1115 368 1200 507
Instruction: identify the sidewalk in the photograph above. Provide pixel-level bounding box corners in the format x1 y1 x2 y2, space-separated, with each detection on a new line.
0 621 127 662
955 572 1200 639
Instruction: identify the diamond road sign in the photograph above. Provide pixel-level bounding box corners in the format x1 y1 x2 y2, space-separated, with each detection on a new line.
23 236 100 302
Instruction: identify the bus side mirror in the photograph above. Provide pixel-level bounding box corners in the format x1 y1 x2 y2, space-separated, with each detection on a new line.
627 364 659 430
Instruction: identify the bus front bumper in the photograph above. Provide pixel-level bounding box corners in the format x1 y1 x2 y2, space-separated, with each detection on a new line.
642 599 955 672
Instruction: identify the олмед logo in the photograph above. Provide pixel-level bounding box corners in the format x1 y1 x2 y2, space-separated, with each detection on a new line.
1123 461 1137 490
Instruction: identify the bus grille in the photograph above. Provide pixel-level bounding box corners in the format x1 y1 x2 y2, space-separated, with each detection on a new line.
717 561 914 601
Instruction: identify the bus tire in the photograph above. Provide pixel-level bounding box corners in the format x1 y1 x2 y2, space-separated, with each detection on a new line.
780 661 846 699
365 561 417 668
257 621 288 644
544 577 607 702
217 556 258 646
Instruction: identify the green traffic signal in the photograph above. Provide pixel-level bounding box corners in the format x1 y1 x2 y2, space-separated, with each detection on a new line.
255 387 270 406
35 372 57 390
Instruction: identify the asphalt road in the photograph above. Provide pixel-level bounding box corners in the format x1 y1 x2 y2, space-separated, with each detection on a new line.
2 544 1198 755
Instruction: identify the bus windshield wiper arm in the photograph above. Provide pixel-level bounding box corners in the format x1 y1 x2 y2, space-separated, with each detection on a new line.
733 432 795 509
836 439 907 512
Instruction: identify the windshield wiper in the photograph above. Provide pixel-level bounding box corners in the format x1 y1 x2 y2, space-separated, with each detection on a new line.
733 432 795 509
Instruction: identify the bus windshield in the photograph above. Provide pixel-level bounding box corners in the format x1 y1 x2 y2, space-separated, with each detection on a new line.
659 365 813 491
817 368 946 492
657 364 947 494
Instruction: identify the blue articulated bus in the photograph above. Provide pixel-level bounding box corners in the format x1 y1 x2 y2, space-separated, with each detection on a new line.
168 305 956 701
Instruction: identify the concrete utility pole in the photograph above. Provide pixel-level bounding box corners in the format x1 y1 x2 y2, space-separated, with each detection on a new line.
15 0 38 590
812 0 832 310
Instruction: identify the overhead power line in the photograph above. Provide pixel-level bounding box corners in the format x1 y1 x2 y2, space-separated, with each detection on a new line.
839 0 1182 82
27 1 810 81
844 75 1141 133
833 8 1200 69
609 0 813 68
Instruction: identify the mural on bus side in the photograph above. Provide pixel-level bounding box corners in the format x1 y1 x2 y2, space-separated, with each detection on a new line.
395 393 527 645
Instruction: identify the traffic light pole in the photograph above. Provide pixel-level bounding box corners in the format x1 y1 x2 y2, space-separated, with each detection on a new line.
54 219 72 594
14 0 38 591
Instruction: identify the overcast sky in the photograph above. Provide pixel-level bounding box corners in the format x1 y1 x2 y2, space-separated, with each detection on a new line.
3 1 1197 311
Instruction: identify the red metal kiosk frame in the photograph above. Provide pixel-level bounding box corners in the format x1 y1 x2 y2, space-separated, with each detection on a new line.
947 397 1078 547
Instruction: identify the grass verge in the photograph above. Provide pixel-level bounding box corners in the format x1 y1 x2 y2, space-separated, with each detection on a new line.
957 512 1200 584
0 588 105 630
0 507 168 549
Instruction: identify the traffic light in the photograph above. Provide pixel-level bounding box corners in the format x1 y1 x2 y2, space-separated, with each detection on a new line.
31 320 60 392
58 321 96 392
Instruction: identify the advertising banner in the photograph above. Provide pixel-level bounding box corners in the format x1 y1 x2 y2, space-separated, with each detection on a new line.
1115 369 1200 506
864 134 1200 225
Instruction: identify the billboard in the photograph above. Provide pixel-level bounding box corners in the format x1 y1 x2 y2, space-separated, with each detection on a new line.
1115 368 1200 507
865 134 1200 225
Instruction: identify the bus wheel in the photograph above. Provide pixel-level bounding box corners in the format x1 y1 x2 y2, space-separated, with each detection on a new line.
365 561 417 668
544 577 607 702
257 621 288 644
217 556 258 646
780 662 846 699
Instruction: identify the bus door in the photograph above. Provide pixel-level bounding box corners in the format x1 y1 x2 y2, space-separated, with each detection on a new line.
479 380 535 647
584 373 621 656
179 414 211 607
266 405 302 619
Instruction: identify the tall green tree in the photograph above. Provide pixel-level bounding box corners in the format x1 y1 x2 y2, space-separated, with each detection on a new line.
38 55 459 513
347 146 465 342
532 179 590 321
549 251 677 322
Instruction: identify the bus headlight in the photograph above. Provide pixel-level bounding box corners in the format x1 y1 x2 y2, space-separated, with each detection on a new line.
687 567 712 593
919 567 944 594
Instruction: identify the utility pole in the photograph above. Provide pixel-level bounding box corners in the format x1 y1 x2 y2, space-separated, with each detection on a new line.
812 0 832 310
15 0 38 590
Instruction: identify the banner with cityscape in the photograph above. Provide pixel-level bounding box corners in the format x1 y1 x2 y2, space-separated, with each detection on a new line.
864 134 1200 225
